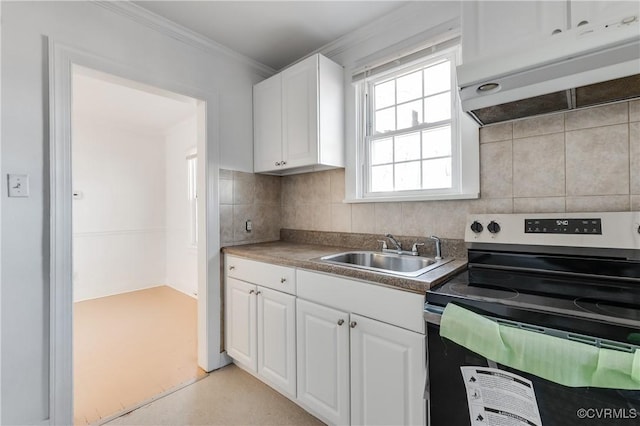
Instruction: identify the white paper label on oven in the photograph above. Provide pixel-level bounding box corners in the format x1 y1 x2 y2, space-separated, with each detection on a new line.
461 366 542 426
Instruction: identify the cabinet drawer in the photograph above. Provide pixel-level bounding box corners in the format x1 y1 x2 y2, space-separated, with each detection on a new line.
296 269 425 334
226 255 296 295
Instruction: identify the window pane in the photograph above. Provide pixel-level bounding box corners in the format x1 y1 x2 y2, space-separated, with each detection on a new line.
424 92 451 123
371 164 393 192
394 132 421 162
375 107 396 134
371 138 393 165
375 80 395 109
396 70 422 103
397 100 422 130
424 61 451 96
422 158 452 189
395 161 421 191
422 126 451 158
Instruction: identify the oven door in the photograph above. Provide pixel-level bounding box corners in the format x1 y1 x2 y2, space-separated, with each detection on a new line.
425 304 640 426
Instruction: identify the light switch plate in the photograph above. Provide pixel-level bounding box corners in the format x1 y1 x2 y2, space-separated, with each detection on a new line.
8 174 29 197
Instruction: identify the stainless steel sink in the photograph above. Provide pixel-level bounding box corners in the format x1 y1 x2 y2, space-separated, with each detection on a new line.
318 251 452 278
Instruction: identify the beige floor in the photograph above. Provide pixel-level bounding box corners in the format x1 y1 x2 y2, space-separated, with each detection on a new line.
74 286 207 425
106 364 324 425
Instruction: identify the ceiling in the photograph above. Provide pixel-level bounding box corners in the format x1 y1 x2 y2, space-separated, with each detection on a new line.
133 1 410 70
73 66 197 133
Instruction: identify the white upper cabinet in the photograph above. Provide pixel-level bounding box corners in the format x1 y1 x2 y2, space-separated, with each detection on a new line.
461 1 640 64
253 74 282 173
461 1 567 63
253 53 344 174
570 1 640 29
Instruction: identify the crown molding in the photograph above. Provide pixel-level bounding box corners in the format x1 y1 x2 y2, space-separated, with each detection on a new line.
93 1 276 78
317 1 434 63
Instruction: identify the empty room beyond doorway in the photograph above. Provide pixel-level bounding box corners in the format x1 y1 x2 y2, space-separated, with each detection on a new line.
74 286 207 425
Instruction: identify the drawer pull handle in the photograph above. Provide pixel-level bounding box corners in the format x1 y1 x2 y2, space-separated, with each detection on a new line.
249 289 255 294
337 319 344 326
229 266 235 270
350 321 357 328
280 277 287 283
256 291 262 295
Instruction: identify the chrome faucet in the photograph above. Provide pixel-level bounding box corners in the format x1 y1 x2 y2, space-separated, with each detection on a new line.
385 233 402 251
430 235 442 260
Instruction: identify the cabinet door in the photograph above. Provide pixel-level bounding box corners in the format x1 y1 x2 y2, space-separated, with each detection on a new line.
257 287 296 398
282 55 319 169
350 314 426 426
462 1 567 63
226 278 257 372
296 299 350 425
254 73 283 172
570 1 640 28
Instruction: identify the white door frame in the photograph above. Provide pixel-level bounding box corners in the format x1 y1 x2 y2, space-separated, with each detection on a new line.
48 39 226 425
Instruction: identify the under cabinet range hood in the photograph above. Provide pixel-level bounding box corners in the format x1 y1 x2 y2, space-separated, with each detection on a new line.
457 17 640 125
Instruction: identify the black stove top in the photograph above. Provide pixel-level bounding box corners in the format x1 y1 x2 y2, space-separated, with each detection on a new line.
427 267 640 344
428 213 640 344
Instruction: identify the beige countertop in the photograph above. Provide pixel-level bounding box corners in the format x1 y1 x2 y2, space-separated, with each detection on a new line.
222 241 467 294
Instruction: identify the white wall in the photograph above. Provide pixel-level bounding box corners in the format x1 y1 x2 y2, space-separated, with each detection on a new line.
1 1 265 423
72 120 168 302
165 116 198 297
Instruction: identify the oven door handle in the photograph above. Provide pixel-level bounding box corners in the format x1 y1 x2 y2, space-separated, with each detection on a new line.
424 304 444 325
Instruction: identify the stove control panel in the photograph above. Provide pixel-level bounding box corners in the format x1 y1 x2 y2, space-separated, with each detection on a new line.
524 218 602 234
465 212 640 249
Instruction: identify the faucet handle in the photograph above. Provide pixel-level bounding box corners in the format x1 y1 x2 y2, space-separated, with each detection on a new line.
411 242 425 254
377 240 388 250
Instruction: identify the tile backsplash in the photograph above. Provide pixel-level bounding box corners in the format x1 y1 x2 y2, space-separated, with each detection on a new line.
221 100 640 242
219 170 281 246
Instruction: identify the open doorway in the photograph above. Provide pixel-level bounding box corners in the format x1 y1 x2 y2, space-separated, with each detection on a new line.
71 66 207 425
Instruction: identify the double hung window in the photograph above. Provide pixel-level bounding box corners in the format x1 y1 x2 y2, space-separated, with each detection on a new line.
353 44 478 202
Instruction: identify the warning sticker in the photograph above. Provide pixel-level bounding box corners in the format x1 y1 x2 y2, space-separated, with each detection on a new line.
461 367 543 426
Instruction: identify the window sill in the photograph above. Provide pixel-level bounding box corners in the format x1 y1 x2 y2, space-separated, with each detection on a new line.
343 192 480 203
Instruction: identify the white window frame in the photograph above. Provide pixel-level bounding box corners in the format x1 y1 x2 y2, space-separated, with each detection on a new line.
353 44 479 203
187 149 198 248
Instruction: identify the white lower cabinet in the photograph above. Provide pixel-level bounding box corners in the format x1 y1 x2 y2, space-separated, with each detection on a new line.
226 259 426 426
226 277 296 398
350 314 426 426
296 299 426 426
296 299 350 425
226 277 257 370
257 286 297 398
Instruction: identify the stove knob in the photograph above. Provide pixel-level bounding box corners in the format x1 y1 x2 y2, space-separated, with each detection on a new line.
488 221 501 234
470 221 483 233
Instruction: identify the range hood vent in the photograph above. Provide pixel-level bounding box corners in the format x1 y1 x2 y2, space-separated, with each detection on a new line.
472 74 640 125
458 19 640 126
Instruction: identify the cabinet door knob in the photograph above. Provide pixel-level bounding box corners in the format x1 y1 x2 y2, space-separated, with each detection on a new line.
281 161 286 165
229 265 235 270
249 289 255 294
256 290 262 295
275 161 281 166
280 277 287 283
350 321 357 328
337 319 344 326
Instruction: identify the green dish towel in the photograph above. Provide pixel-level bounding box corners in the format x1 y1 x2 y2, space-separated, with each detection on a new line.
439 303 640 389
